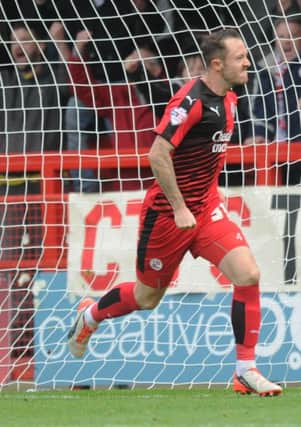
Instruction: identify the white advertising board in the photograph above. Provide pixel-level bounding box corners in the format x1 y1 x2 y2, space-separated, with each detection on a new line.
67 187 301 295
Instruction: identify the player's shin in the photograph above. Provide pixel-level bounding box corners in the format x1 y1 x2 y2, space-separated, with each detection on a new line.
231 284 282 395
231 284 261 363
88 281 140 324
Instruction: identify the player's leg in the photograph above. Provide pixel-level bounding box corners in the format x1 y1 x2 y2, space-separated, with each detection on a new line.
83 279 167 325
68 206 192 357
193 207 282 396
218 246 282 396
218 245 260 366
68 279 166 358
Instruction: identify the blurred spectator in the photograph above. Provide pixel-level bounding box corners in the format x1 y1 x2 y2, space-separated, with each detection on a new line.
127 44 205 117
0 0 78 64
224 0 278 64
171 0 227 49
66 0 166 82
0 21 71 262
270 0 301 16
66 31 162 192
231 85 252 145
66 35 205 193
244 17 301 185
0 0 166 74
0 21 70 195
261 0 301 52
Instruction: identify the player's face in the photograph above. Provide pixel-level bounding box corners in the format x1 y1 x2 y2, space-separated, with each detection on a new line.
220 38 250 86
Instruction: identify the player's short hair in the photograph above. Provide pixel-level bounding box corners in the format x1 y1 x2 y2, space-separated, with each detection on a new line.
201 29 242 66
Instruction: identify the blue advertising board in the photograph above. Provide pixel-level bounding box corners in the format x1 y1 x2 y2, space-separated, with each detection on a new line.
33 272 301 388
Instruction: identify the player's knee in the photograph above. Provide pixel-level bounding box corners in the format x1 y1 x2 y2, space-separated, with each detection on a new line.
136 291 162 309
139 297 161 310
135 280 166 309
239 266 260 285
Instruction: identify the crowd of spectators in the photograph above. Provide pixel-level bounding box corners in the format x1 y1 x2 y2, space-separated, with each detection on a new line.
246 16 301 184
0 0 300 195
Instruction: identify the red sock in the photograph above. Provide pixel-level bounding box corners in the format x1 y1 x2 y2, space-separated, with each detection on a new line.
231 284 261 360
91 282 140 322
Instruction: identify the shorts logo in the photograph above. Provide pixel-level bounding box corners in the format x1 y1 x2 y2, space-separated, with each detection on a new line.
150 258 163 271
170 107 187 125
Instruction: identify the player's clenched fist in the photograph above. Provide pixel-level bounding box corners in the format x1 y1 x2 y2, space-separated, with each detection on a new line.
174 206 196 230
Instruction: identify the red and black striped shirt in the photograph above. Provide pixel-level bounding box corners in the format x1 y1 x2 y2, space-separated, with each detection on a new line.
145 78 237 215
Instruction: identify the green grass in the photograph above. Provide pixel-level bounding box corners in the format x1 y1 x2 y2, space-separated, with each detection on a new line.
0 388 300 427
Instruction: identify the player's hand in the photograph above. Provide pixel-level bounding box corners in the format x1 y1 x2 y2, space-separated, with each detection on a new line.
174 206 196 230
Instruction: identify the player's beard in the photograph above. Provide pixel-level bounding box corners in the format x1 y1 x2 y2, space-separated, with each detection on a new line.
226 70 248 87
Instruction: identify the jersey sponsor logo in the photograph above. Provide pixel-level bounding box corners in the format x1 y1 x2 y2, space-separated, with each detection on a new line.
170 107 188 125
150 258 163 271
209 106 220 116
212 143 227 153
212 130 233 143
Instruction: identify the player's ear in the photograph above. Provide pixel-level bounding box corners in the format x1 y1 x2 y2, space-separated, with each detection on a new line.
211 57 223 72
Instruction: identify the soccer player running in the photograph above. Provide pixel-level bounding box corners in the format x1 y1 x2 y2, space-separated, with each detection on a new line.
68 29 282 396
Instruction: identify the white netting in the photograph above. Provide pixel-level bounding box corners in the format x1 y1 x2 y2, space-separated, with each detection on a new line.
0 0 300 390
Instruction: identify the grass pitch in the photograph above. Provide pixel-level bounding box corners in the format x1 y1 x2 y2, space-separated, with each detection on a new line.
0 388 300 427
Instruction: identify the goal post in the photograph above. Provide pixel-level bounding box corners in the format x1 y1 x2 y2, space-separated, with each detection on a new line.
0 1 300 390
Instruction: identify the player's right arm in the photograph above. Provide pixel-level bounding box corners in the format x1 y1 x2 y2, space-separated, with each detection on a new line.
148 135 196 229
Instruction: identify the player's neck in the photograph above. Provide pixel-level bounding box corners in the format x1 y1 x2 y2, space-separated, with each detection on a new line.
201 73 230 96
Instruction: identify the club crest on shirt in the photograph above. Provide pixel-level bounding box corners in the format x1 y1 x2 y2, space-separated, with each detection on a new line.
170 107 188 126
150 258 163 271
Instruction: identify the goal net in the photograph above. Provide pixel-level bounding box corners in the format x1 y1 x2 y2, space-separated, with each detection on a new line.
0 0 300 390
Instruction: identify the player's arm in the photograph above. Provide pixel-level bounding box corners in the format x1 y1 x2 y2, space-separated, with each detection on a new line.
148 135 196 229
